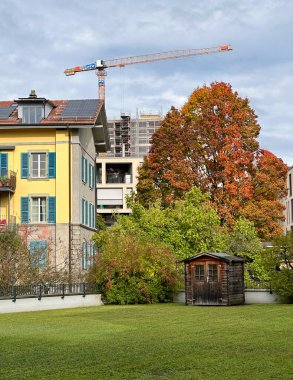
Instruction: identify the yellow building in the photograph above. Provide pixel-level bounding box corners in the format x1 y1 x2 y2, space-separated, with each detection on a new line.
0 90 108 277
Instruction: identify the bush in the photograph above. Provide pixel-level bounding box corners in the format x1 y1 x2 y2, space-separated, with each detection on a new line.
90 232 179 305
271 269 293 303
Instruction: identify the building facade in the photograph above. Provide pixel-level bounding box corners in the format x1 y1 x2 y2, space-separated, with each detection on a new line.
96 156 143 226
107 111 162 157
0 91 108 276
284 166 293 232
96 111 162 223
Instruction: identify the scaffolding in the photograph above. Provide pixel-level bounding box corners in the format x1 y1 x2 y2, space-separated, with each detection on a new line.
107 110 162 157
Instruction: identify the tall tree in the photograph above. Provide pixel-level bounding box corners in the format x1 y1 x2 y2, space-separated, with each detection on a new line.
137 82 287 238
241 149 287 239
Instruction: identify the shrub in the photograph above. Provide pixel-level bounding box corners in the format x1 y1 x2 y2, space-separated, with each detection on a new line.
271 269 293 303
90 232 179 305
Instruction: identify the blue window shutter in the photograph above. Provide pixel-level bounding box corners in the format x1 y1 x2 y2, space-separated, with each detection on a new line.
21 197 30 223
92 166 95 189
85 200 88 225
82 242 87 269
48 197 56 223
89 203 92 227
87 244 91 268
85 159 88 183
29 241 37 266
30 241 47 268
21 153 29 178
38 241 47 268
82 199 85 224
91 203 94 227
81 156 84 182
48 152 56 178
88 164 92 188
0 153 8 176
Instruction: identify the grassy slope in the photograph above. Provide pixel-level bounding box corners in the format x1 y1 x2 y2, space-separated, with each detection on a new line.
0 304 292 380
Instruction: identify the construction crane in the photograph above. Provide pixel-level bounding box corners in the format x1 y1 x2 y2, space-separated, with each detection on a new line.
64 45 232 100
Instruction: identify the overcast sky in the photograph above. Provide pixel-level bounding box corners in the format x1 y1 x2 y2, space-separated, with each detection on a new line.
1 0 292 164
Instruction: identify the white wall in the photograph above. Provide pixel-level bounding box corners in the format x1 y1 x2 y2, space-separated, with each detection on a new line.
0 294 103 314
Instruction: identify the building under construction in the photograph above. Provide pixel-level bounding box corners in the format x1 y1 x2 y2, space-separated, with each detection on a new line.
107 110 162 157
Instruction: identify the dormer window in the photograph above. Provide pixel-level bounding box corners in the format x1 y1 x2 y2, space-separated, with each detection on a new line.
15 90 56 124
23 106 43 124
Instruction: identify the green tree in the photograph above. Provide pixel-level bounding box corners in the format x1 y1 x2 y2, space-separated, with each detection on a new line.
225 218 264 279
261 232 293 303
127 187 226 260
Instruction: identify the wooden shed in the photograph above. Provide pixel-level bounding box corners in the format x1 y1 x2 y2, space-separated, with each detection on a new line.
183 252 244 306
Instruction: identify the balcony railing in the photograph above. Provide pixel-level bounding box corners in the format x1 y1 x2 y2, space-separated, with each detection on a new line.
0 171 16 191
106 173 132 184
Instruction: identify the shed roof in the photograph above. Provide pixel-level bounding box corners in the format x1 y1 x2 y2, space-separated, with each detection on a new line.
182 252 244 263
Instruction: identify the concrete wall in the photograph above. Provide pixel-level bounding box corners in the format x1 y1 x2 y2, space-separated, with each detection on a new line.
0 294 103 314
245 289 278 304
174 289 278 304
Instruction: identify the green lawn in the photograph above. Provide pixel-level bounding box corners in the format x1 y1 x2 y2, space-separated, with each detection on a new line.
0 304 292 380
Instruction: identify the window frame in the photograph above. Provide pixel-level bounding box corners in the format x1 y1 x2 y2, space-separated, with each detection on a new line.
31 152 47 179
31 196 47 223
22 105 44 124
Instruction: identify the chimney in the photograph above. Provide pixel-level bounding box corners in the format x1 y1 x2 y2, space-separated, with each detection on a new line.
29 90 37 99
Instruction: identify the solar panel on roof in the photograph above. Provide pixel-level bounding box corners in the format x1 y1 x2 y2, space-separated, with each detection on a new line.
61 99 100 119
0 105 17 119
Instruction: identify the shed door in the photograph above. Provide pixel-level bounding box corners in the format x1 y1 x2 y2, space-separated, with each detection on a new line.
192 262 221 305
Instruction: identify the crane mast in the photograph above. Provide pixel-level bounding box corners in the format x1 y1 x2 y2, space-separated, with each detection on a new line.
64 45 232 100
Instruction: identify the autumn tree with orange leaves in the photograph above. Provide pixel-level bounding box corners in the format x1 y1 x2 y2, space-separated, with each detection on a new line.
136 82 287 239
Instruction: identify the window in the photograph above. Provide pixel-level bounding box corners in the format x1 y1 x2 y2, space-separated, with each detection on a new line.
89 164 95 188
21 196 56 224
289 174 292 197
195 265 205 281
82 156 88 183
82 201 96 228
21 152 56 179
82 242 96 270
31 197 47 222
31 153 46 178
88 203 95 228
29 241 47 268
23 106 43 124
208 264 218 282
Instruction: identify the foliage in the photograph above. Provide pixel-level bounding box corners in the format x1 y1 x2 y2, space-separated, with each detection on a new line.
0 305 293 380
271 269 293 303
91 231 178 304
116 187 226 260
96 214 106 231
225 218 265 279
0 228 70 285
137 82 287 239
261 232 293 303
241 149 287 239
92 188 267 303
0 229 31 285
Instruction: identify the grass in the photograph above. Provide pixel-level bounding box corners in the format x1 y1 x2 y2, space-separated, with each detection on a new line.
0 304 292 380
